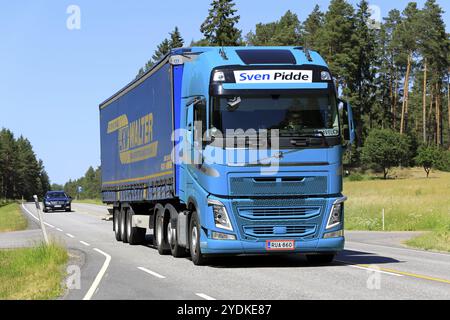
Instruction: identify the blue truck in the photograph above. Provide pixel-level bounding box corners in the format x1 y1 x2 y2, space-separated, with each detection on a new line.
99 46 355 265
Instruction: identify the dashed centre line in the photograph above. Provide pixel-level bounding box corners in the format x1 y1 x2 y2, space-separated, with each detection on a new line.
80 241 91 246
196 293 216 300
137 267 166 279
66 233 75 238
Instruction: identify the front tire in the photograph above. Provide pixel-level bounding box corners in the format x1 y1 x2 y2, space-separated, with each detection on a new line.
189 211 207 266
306 254 335 264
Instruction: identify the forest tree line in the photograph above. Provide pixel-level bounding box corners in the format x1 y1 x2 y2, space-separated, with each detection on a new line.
0 128 51 200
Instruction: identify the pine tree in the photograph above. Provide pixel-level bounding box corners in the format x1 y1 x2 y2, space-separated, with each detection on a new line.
200 0 242 46
246 11 302 46
169 26 184 48
392 3 421 135
348 0 377 143
303 5 324 50
152 39 171 63
316 0 355 93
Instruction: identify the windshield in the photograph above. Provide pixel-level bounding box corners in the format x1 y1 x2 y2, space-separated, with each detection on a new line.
211 92 339 137
46 192 67 198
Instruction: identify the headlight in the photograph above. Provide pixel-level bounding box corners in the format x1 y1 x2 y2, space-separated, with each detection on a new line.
208 199 233 231
326 197 347 229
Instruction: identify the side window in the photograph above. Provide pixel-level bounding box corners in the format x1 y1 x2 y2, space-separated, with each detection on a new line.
194 100 207 136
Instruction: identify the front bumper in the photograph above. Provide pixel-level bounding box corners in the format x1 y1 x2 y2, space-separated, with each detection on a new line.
201 236 344 254
44 203 71 210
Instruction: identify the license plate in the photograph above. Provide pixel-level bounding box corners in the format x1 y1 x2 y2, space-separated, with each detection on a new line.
266 240 295 251
54 205 61 208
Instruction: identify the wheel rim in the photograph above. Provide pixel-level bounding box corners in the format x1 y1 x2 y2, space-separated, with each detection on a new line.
191 224 198 255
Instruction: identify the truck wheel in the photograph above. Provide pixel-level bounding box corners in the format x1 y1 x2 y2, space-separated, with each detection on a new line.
189 211 207 266
127 209 146 245
114 208 122 241
120 208 128 243
154 207 169 255
167 219 187 258
306 254 335 264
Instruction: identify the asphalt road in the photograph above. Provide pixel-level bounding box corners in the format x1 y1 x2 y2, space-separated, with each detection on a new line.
20 202 450 300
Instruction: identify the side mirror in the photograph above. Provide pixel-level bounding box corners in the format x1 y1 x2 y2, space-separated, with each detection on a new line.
339 99 355 146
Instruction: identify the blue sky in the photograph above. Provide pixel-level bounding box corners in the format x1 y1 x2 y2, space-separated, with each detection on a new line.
1 0 449 185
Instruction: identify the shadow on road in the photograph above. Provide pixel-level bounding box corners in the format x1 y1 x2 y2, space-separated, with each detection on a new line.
140 235 401 268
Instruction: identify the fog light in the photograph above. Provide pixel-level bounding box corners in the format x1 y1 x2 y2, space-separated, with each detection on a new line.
212 231 236 240
323 229 344 239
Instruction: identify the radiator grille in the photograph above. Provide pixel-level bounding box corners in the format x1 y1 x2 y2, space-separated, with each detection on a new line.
238 206 321 220
229 176 328 196
243 225 316 237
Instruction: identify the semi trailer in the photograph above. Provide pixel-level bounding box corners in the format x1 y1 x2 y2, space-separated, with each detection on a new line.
99 46 355 265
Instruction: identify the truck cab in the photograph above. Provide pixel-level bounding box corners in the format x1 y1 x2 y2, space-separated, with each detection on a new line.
176 47 355 264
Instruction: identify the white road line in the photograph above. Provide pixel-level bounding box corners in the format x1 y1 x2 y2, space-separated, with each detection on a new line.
56 228 63 232
66 233 75 238
137 267 166 279
83 248 111 300
80 241 91 246
21 203 39 221
44 222 55 228
196 293 216 300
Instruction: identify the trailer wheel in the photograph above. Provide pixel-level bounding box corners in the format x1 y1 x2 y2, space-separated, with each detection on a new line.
189 211 207 266
127 209 146 245
306 254 335 264
113 208 122 241
167 219 187 258
154 207 169 255
120 208 128 243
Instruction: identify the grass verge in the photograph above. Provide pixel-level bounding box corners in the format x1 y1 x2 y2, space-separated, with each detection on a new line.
344 167 450 252
0 242 68 300
405 231 450 253
0 203 27 232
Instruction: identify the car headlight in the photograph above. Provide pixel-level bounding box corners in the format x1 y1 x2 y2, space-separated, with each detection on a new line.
326 197 347 229
207 199 233 231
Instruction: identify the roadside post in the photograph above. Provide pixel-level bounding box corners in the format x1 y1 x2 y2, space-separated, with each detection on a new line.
33 195 49 245
382 208 385 231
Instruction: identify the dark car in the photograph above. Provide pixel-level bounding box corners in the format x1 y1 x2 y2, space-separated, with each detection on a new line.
43 191 72 212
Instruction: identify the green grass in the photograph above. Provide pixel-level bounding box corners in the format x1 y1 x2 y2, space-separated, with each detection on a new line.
0 242 68 300
0 203 28 233
74 199 103 206
405 231 450 252
344 167 450 252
